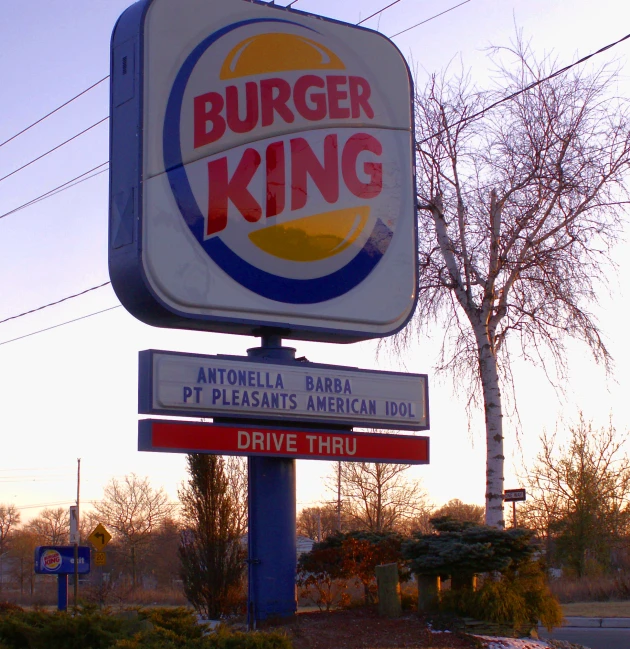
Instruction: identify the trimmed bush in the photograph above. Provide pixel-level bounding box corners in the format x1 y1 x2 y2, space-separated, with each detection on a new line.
440 560 563 631
0 609 126 649
0 608 291 649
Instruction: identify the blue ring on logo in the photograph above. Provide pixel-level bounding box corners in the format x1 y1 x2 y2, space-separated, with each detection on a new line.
163 18 393 304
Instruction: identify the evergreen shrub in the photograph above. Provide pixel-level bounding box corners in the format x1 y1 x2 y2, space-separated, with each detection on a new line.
440 561 563 631
0 608 291 649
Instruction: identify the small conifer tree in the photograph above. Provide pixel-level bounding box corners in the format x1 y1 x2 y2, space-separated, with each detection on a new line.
178 454 246 618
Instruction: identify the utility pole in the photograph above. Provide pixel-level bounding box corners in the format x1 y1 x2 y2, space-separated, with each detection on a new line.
336 462 342 533
73 458 81 611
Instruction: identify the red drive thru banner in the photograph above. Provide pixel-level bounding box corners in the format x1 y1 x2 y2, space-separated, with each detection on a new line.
139 420 429 464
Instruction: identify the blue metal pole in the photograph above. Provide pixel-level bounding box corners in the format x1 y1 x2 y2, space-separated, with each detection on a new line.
57 574 68 612
247 335 297 625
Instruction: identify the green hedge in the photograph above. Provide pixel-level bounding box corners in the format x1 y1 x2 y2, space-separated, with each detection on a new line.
0 607 291 649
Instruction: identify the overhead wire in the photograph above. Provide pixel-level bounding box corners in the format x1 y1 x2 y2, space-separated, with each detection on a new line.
0 162 109 221
0 0 459 194
389 0 472 38
0 281 112 326
1 21 629 350
0 0 457 195
0 305 122 347
0 117 108 185
0 0 414 215
357 0 403 25
416 30 630 144
14 501 77 511
0 75 109 150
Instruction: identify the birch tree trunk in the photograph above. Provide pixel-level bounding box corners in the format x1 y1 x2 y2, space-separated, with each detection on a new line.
476 334 504 527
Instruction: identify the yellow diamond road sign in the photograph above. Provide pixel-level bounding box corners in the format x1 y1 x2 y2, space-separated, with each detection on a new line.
88 523 112 551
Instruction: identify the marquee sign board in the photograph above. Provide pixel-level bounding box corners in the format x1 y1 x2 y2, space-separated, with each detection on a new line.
139 349 429 431
109 0 416 342
139 419 430 464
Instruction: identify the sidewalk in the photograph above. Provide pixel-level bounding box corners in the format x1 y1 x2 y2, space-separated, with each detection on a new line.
561 615 630 628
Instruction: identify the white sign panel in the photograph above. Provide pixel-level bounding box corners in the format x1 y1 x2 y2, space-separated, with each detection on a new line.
139 350 429 431
110 0 417 342
69 505 79 544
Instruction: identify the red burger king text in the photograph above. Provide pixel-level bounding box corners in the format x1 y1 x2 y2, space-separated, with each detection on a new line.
204 132 383 236
193 75 374 147
43 552 61 568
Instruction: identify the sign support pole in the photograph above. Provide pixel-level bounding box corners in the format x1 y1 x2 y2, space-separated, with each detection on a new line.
57 575 68 612
246 334 297 627
512 501 517 528
73 458 80 611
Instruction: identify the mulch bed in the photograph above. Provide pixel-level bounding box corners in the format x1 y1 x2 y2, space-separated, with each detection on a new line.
265 607 480 649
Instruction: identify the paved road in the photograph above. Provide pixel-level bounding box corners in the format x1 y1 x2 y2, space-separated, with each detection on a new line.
538 626 630 649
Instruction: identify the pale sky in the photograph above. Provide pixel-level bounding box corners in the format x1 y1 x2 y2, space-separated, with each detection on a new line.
2 0 630 523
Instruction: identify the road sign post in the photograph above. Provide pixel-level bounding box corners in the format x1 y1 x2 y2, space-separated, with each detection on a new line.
504 489 527 527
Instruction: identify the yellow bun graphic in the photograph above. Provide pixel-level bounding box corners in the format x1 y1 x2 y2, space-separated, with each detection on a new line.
249 207 370 262
220 33 345 79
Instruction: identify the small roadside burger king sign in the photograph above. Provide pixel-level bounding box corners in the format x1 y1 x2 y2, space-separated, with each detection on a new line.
109 0 416 342
41 549 62 572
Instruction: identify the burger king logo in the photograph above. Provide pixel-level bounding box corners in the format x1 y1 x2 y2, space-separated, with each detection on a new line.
162 18 411 305
41 549 62 572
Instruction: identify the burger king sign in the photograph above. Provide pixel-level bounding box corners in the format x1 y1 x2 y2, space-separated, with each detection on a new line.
110 0 416 342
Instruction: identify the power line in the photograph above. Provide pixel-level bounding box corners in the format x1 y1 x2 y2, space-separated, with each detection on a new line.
15 501 76 511
389 0 472 38
0 162 109 221
2 11 626 354
0 477 71 483
0 466 78 473
0 281 111 326
0 76 109 150
357 0 402 25
0 117 108 184
0 305 121 347
0 1 456 191
417 30 630 145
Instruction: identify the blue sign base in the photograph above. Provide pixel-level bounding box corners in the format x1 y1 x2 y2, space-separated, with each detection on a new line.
245 336 297 626
248 455 297 624
57 575 68 612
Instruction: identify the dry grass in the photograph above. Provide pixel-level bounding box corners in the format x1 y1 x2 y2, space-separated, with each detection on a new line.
550 572 630 603
562 601 630 617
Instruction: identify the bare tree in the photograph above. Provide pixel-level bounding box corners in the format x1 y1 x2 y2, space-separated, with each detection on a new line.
6 529 38 596
433 499 485 525
93 474 176 588
520 415 630 575
401 35 630 526
0 504 20 593
331 461 429 532
26 507 69 545
225 456 248 537
297 504 339 541
145 517 182 588
0 504 20 553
